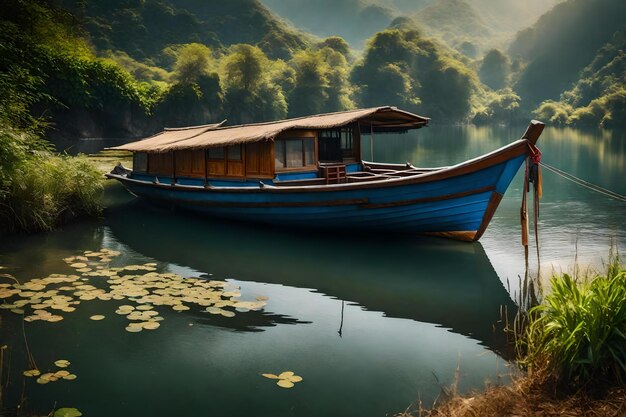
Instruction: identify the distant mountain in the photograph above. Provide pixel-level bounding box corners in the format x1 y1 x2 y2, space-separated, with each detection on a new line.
409 0 563 56
412 0 492 45
468 0 563 34
259 0 395 48
510 0 626 106
58 0 311 60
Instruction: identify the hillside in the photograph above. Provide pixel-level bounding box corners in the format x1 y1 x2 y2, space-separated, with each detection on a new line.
58 0 311 61
412 0 492 51
510 0 626 107
533 30 626 127
260 0 394 48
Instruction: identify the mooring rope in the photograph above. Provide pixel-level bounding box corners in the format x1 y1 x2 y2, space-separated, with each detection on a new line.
540 162 626 203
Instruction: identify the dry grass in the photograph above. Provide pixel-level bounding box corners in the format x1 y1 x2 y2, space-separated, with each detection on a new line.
396 376 626 417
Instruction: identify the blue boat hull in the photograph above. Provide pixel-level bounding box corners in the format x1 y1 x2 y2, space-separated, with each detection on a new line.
108 137 535 241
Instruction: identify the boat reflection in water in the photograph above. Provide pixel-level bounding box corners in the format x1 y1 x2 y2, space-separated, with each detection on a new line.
105 194 518 357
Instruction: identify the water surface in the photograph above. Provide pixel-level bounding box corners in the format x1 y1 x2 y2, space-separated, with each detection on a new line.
1 125 624 416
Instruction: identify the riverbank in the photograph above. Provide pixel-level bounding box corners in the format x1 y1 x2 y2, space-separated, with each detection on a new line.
415 377 626 416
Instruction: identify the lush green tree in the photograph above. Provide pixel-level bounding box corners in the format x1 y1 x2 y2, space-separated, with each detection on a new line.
473 89 522 125
351 29 479 121
533 100 573 125
221 44 266 91
220 44 286 123
319 48 354 112
287 50 329 117
352 62 418 109
173 43 214 83
479 49 509 90
317 36 351 58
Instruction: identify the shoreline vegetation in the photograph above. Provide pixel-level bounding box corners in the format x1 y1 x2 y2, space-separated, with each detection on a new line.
402 253 626 417
0 127 103 235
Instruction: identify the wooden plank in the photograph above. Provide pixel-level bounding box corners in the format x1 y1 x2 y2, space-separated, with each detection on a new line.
208 160 226 176
424 231 476 242
362 186 495 209
227 160 244 177
245 142 260 176
473 192 504 241
147 152 173 176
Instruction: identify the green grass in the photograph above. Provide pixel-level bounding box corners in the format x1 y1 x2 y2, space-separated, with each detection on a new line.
519 253 626 390
0 129 103 234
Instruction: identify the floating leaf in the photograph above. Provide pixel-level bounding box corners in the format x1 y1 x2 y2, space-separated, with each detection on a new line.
142 321 160 330
287 375 303 383
53 408 82 417
125 326 142 333
261 373 279 379
89 315 105 321
69 263 87 269
23 369 41 377
55 370 70 377
54 360 70 368
36 377 49 384
278 371 294 379
277 380 294 388
63 374 77 380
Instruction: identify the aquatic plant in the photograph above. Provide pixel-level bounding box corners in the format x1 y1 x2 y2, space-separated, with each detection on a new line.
520 256 626 389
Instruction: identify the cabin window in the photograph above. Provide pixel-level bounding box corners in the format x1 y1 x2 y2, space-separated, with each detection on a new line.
208 147 225 160
133 152 148 173
341 129 353 156
274 138 315 169
227 145 242 160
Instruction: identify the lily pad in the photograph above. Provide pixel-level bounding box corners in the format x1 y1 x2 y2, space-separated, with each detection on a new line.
142 321 160 330
89 315 105 321
278 371 295 379
54 359 70 368
23 369 41 377
261 373 279 379
53 408 82 417
125 326 142 333
276 380 295 388
63 374 78 380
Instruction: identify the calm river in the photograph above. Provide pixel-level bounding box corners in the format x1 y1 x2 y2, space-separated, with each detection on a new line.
1 125 624 416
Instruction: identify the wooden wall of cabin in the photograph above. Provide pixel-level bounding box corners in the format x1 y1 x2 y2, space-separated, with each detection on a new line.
174 150 205 178
147 152 173 176
245 141 273 178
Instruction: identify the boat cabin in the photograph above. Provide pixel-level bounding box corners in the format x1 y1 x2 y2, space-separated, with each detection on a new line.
111 107 429 186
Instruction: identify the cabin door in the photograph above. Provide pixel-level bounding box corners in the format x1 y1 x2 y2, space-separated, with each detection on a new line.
318 133 342 162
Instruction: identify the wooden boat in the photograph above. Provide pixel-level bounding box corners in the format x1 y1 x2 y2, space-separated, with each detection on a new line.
106 107 544 241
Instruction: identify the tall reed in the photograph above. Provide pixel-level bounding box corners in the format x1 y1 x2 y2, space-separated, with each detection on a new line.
519 254 626 389
0 128 103 234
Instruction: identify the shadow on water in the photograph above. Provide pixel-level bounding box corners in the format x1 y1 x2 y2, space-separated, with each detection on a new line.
104 190 518 358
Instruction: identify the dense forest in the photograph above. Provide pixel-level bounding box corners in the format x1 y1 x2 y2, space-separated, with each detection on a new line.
1 0 625 143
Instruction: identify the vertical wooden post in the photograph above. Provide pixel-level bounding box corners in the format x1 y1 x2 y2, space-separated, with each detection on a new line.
370 123 374 161
171 151 176 185
204 148 208 186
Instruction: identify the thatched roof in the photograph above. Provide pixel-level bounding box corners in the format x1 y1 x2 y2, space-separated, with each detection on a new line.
110 107 429 153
